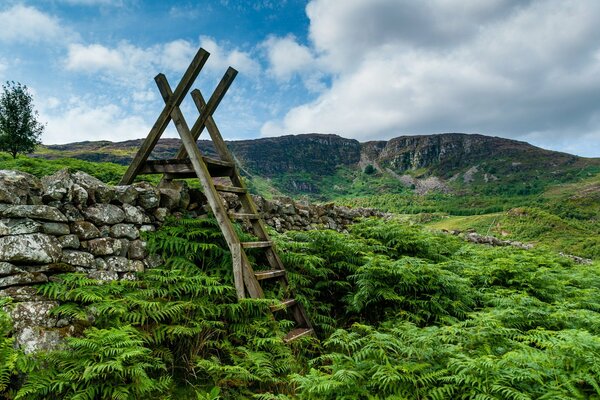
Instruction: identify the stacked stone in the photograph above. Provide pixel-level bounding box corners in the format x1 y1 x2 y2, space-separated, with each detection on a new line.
252 195 387 232
0 169 188 352
0 168 385 352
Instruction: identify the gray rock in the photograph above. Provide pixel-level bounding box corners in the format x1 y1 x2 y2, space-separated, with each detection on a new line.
83 204 125 225
71 184 89 206
120 272 138 281
94 257 108 270
139 224 155 233
117 239 129 257
84 237 123 256
72 171 115 203
42 222 70 236
110 224 139 240
122 203 149 224
60 204 84 222
0 272 48 288
21 263 76 274
153 207 168 222
70 221 101 240
128 240 147 260
0 218 42 235
58 234 80 249
0 234 62 264
2 205 67 222
114 185 138 205
0 262 25 276
144 254 162 269
99 225 111 238
41 168 73 202
133 182 160 209
87 270 119 281
104 256 130 272
0 170 43 205
61 250 95 268
158 180 190 210
0 286 44 301
8 301 68 353
129 260 144 272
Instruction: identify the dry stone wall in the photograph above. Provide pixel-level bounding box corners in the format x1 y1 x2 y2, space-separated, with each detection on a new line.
0 169 385 352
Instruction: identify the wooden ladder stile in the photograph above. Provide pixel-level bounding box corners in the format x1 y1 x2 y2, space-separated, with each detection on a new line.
119 47 314 343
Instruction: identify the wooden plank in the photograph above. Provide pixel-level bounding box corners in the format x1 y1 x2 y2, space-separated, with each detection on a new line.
140 161 194 175
231 243 245 298
284 328 314 343
174 67 238 160
241 241 272 249
229 212 260 220
255 269 286 280
190 89 234 162
270 298 296 312
119 48 209 185
214 185 246 194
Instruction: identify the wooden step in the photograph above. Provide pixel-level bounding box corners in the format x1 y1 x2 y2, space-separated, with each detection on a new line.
215 184 247 194
229 212 260 220
270 298 296 312
139 157 233 178
241 241 272 249
283 328 314 343
255 269 286 280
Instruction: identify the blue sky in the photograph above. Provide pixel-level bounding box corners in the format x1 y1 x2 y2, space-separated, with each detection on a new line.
1 0 600 157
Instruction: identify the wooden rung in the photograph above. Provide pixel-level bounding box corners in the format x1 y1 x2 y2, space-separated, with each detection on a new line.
270 298 296 312
284 328 314 343
229 212 260 220
255 269 286 280
241 241 272 249
215 185 246 194
139 157 233 178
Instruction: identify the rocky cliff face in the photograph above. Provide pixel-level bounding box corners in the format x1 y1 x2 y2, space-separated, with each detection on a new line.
226 134 361 176
362 133 579 175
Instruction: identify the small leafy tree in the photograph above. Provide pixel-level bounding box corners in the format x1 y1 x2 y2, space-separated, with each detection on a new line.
0 81 43 159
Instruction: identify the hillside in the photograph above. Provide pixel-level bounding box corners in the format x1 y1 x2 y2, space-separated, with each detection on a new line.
34 133 600 199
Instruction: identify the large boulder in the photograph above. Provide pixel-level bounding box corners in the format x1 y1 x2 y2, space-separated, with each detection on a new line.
71 171 115 203
83 204 125 225
0 218 42 235
133 182 160 209
0 234 62 264
41 168 74 202
70 221 101 240
2 205 67 222
0 170 43 205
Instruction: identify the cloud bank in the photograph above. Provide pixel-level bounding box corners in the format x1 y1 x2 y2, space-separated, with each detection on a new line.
261 0 600 157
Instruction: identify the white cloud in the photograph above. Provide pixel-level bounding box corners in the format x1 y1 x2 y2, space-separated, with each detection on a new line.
66 43 126 73
262 0 600 156
199 36 261 77
65 38 260 90
40 98 150 144
264 35 315 81
0 5 68 43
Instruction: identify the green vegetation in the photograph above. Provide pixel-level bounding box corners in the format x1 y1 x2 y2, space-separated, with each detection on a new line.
2 217 600 398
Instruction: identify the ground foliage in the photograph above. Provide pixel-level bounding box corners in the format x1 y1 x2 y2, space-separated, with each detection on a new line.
1 217 600 398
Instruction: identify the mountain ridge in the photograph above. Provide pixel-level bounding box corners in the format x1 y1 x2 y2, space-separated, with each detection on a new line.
34 132 600 199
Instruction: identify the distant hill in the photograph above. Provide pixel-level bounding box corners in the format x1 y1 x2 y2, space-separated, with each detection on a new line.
34 133 600 199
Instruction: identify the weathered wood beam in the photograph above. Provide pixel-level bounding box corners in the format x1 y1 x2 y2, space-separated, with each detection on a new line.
119 48 210 185
174 67 238 160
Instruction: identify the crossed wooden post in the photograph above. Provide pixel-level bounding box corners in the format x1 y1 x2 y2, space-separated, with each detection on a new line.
120 48 237 185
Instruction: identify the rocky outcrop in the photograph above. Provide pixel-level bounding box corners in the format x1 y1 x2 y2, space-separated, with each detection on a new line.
0 168 384 353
